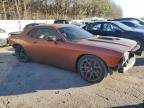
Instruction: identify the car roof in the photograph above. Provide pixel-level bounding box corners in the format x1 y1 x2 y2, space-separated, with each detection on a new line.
55 19 69 21
108 18 137 21
93 21 121 24
32 24 76 29
120 21 133 23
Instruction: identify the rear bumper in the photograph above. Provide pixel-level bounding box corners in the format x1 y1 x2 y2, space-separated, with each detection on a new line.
117 54 135 73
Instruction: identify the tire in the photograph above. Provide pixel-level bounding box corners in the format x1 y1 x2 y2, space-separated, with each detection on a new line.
15 45 30 62
77 55 107 83
134 39 144 52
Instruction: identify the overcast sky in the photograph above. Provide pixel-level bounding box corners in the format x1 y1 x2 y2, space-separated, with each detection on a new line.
112 0 144 18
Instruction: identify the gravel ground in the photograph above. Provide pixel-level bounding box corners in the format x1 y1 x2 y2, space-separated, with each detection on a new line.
0 47 144 108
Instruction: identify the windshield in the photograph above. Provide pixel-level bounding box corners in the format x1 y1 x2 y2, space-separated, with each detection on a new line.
115 22 132 31
58 27 94 41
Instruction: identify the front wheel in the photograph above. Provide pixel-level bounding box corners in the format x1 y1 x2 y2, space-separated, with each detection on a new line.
15 45 30 62
77 55 107 83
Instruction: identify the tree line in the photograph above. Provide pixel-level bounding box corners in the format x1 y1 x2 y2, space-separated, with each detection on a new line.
0 0 122 20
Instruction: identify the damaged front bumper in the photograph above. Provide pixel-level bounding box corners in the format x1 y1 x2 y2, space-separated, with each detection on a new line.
117 53 136 73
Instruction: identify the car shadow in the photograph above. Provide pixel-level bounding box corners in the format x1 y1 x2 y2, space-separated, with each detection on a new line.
0 52 92 96
0 48 144 96
112 103 144 108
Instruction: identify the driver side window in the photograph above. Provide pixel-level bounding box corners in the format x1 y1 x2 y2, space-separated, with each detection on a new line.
103 23 121 32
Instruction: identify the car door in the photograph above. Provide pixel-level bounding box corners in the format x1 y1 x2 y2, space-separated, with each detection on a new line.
101 23 124 37
26 27 71 68
83 23 103 35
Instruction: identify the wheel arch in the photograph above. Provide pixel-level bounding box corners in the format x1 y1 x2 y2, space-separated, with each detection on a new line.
13 43 27 54
13 43 31 62
13 43 23 48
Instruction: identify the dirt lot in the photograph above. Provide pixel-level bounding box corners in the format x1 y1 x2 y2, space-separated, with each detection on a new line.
0 47 144 108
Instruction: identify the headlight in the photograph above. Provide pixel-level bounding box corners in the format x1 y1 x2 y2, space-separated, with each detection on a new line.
123 52 129 63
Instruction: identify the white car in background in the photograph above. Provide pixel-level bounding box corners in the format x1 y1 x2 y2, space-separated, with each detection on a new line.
0 28 9 47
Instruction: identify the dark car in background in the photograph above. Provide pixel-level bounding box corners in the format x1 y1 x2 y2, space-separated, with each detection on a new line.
23 23 43 30
119 21 144 30
54 20 82 26
54 20 70 24
82 21 144 54
109 18 144 26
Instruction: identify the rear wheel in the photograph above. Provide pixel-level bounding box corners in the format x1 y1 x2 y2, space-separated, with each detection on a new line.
77 55 107 83
15 45 30 62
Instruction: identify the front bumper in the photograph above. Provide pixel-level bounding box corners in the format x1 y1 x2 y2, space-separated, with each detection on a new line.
117 53 135 73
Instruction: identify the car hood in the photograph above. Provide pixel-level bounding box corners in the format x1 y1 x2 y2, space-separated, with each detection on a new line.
75 36 137 53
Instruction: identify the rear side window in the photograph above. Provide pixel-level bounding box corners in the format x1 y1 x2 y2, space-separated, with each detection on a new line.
28 28 59 40
84 23 101 30
92 23 101 30
27 28 39 38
